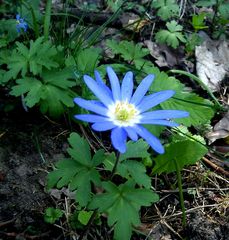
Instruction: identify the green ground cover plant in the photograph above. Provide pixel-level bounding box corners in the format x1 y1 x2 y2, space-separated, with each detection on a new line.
0 1 228 239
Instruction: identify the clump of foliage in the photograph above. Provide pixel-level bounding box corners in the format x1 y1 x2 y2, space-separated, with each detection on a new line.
0 0 227 239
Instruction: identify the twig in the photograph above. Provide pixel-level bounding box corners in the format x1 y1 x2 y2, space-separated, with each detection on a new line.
151 202 227 221
202 156 229 177
154 205 183 239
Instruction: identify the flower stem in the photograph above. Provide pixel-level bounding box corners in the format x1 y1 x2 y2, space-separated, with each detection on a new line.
174 157 186 227
110 152 120 179
44 0 52 41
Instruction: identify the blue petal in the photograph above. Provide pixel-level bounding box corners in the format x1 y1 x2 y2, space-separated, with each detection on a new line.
74 98 108 116
111 127 127 153
137 90 175 113
92 122 116 131
75 114 109 123
107 66 121 101
141 110 189 120
121 71 133 102
130 74 154 105
94 70 113 98
16 14 20 20
124 127 138 141
134 125 164 154
140 119 179 127
84 75 114 107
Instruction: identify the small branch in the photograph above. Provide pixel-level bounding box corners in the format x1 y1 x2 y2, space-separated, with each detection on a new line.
202 156 229 177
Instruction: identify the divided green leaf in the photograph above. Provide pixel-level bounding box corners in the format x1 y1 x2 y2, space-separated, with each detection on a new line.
119 139 150 161
192 13 208 30
44 208 63 224
10 68 76 117
89 181 159 240
2 37 59 82
151 0 179 20
103 140 151 188
75 47 102 75
155 20 186 48
47 133 105 206
106 40 149 63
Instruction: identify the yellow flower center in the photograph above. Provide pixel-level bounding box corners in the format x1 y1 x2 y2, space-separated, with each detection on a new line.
114 102 137 122
107 101 140 127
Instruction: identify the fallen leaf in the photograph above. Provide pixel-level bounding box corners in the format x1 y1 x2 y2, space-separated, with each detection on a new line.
206 111 229 143
144 40 187 68
195 40 229 92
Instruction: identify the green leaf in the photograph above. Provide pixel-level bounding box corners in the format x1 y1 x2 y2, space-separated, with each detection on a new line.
120 139 150 161
117 160 151 188
47 133 105 206
103 140 151 188
106 40 149 63
10 77 43 107
67 132 91 165
151 0 179 20
75 47 101 75
160 92 215 127
152 139 208 174
3 37 59 81
0 19 19 42
106 0 124 12
44 207 63 224
192 13 208 30
10 68 76 118
219 3 229 19
195 0 216 7
89 181 159 240
143 65 215 127
155 21 186 48
78 210 93 225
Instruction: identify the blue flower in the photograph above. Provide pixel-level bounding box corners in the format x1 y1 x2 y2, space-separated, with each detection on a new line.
74 67 189 154
16 14 28 32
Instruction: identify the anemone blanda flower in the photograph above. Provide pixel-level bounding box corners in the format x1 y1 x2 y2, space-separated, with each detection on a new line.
16 14 28 32
74 67 189 154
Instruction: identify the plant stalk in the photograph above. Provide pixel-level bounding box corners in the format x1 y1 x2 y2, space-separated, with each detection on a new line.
44 0 52 41
174 158 186 227
110 152 120 179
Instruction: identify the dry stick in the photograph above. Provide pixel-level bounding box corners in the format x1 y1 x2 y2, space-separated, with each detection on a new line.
202 156 229 177
154 205 183 239
151 202 227 222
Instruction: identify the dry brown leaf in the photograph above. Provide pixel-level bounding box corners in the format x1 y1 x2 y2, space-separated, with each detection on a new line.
196 40 229 92
206 112 229 143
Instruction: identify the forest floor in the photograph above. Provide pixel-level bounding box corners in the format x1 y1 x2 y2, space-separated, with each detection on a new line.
0 109 228 240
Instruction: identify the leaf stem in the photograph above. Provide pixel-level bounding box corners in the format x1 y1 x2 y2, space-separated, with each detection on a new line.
174 157 186 227
110 152 120 179
169 69 223 110
44 0 52 41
